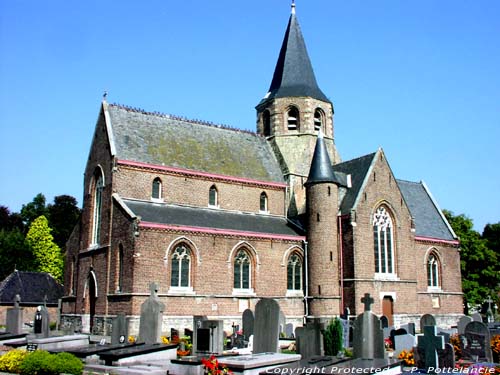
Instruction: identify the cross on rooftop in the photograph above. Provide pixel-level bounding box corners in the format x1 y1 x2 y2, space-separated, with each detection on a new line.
417 325 445 371
361 293 374 312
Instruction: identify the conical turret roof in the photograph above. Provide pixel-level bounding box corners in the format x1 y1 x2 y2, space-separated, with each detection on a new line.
305 130 341 186
263 4 330 103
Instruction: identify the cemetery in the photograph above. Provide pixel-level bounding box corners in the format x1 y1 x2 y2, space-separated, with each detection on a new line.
0 290 498 375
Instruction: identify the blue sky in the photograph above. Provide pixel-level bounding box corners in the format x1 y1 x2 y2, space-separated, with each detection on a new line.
0 0 499 231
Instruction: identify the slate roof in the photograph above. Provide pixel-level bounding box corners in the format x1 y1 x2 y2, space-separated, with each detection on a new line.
306 132 343 186
261 9 330 103
397 180 456 241
122 198 303 238
106 104 284 183
0 271 64 305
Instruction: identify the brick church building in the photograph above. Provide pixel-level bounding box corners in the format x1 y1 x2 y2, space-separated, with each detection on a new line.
61 4 463 335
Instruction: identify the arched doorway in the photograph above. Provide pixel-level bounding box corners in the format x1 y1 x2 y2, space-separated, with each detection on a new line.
382 296 394 326
87 270 98 333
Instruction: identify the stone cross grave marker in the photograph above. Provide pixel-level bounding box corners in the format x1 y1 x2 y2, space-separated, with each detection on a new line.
138 282 165 344
461 321 493 362
253 298 280 353
486 296 494 323
420 314 436 332
353 293 385 359
6 294 23 335
457 316 473 335
417 326 445 371
242 309 254 340
111 313 129 345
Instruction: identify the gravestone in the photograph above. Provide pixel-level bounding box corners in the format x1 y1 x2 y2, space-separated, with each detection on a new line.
340 318 350 348
242 309 254 340
34 303 50 338
394 333 416 356
457 316 473 335
400 323 416 336
285 323 294 338
111 314 129 345
6 294 23 335
380 316 389 329
253 298 280 353
461 321 493 362
279 310 286 337
471 313 483 322
390 328 407 349
192 315 224 354
438 343 455 369
352 293 385 359
138 283 165 344
383 326 394 339
295 320 324 359
437 329 452 344
417 326 445 370
420 314 436 332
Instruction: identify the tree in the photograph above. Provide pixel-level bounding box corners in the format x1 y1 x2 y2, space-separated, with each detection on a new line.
323 317 343 356
20 193 48 230
444 210 500 310
483 223 500 255
0 229 35 280
47 195 81 250
25 215 64 282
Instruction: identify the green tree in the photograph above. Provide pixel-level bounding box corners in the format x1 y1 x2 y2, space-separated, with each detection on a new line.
25 215 64 282
47 195 81 250
444 210 500 310
0 229 35 280
323 317 343 356
20 193 48 230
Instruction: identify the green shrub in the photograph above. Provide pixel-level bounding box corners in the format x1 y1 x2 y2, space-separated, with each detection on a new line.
0 349 29 373
323 317 343 356
19 350 54 375
53 352 83 375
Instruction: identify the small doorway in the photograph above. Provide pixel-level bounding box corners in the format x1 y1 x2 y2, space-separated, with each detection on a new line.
87 271 97 333
382 296 394 326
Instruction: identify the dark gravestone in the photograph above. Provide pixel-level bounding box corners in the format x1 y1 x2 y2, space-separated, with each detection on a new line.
184 328 193 344
437 329 451 344
138 283 165 344
111 314 129 345
253 298 280 353
438 343 455 369
352 293 385 359
197 328 210 351
420 314 436 332
417 326 445 370
295 320 324 359
171 328 179 341
461 321 493 362
242 309 254 340
380 316 389 329
390 328 407 350
458 316 473 335
34 304 50 338
400 323 416 336
471 313 483 322
6 294 23 335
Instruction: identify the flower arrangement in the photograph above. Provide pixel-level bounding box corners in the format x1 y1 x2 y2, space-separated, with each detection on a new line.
384 338 392 350
161 336 170 344
398 348 415 366
176 336 193 356
202 355 232 375
491 334 500 355
128 335 136 344
450 333 462 360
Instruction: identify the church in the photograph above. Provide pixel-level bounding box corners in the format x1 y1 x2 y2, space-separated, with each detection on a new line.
61 3 463 335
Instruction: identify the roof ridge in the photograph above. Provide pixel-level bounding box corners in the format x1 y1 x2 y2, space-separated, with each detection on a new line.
334 151 377 167
396 178 421 185
109 102 260 137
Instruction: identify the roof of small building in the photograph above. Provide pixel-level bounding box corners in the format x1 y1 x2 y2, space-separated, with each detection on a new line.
106 104 284 184
397 179 457 241
0 271 64 305
121 198 303 239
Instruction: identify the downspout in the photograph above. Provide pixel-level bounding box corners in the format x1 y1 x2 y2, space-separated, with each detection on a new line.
303 240 309 322
338 215 344 315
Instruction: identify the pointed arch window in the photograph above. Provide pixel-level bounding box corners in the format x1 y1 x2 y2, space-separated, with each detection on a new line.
152 178 162 200
209 185 218 207
427 253 440 288
287 107 299 130
314 108 324 131
263 110 271 136
287 253 303 291
171 244 191 288
260 192 268 212
91 170 104 245
373 206 395 274
234 249 251 290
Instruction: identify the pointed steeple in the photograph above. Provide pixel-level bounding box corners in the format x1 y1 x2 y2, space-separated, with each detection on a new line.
264 2 329 103
305 130 340 186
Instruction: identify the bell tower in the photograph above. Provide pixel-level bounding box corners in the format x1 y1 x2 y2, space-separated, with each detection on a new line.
256 2 340 216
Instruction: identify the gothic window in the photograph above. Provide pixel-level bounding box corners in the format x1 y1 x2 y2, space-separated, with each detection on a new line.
427 253 440 288
260 192 268 212
287 253 302 291
209 185 218 207
152 178 162 200
91 169 104 245
314 108 324 131
170 244 191 288
373 206 395 274
263 110 271 136
117 244 124 292
234 249 251 289
287 106 299 130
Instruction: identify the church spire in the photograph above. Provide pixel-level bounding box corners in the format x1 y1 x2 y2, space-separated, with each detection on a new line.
263 2 329 103
305 130 340 186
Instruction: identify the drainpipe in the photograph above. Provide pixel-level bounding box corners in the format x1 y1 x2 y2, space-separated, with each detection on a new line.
338 215 344 314
303 240 309 322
